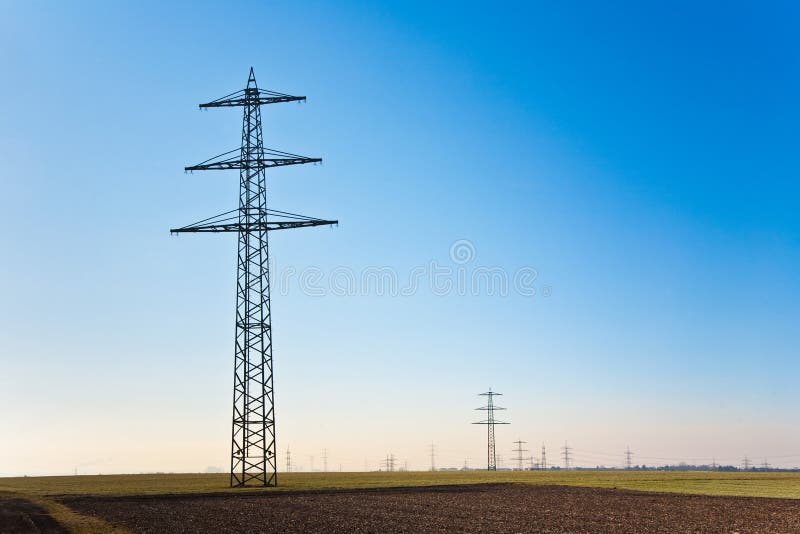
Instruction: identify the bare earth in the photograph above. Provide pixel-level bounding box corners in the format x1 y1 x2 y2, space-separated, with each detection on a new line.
58 483 800 534
0 496 66 534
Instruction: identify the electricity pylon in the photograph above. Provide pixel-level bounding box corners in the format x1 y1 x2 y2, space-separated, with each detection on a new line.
383 454 396 472
625 446 633 470
171 68 337 487
473 389 509 471
561 441 572 469
512 440 528 470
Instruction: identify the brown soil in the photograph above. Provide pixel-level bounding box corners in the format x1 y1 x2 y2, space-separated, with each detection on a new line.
0 496 66 534
59 483 800 533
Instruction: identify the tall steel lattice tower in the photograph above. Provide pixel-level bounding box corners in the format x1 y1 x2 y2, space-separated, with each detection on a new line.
472 389 509 471
171 68 337 487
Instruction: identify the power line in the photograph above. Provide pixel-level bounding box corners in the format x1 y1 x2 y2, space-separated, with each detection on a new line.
512 440 528 471
472 389 509 471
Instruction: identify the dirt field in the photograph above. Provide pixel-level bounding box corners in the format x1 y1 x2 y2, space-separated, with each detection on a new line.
0 496 66 534
59 483 800 534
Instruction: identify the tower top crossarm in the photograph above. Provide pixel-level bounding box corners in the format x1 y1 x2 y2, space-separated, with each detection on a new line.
472 389 509 424
199 67 306 108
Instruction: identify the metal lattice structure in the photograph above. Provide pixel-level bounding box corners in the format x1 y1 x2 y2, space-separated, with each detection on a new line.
472 389 509 471
171 68 337 487
512 439 528 471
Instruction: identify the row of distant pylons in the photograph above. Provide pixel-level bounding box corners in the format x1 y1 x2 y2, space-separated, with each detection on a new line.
472 389 630 471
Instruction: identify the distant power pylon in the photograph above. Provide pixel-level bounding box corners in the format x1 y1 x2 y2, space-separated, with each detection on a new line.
383 454 396 472
711 458 717 470
541 443 547 470
473 389 509 471
512 440 528 471
561 441 572 470
308 455 315 472
323 449 328 473
170 68 337 487
430 443 436 471
625 446 633 470
742 455 751 471
286 447 292 473
761 459 770 470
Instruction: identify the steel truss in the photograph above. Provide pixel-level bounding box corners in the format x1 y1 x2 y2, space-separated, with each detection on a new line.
171 68 336 487
473 389 509 471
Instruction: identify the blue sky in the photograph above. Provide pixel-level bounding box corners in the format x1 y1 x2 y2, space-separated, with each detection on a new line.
1 1 798 475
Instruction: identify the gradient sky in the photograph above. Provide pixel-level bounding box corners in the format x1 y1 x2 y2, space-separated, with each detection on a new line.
1 1 798 476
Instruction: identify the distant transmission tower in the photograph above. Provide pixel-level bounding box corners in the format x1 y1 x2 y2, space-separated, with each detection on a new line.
383 454 396 472
541 443 547 470
323 449 328 473
742 455 751 471
561 441 572 470
430 443 436 471
625 446 633 470
286 447 292 473
472 389 509 471
761 459 770 470
171 68 337 487
512 440 528 471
